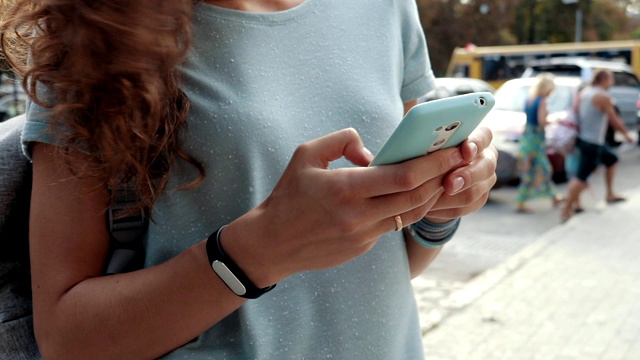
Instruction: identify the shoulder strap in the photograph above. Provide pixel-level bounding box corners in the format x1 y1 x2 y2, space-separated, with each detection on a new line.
0 114 30 236
105 183 148 275
0 114 38 360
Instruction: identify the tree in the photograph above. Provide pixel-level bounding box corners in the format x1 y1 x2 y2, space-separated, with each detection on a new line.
417 0 466 76
590 0 630 40
507 0 632 43
416 0 634 75
417 0 519 75
458 0 513 46
612 0 640 13
512 0 537 44
534 0 584 43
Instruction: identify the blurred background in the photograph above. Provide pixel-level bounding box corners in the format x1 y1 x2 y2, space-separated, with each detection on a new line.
0 57 26 123
410 2 640 358
417 0 640 78
411 0 640 189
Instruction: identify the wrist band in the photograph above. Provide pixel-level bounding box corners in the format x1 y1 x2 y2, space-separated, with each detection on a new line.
206 226 276 299
408 217 461 248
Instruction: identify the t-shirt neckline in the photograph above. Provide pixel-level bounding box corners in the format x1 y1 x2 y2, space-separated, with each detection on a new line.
197 0 318 25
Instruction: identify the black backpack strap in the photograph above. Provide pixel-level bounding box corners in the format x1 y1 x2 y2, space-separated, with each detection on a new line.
105 183 148 275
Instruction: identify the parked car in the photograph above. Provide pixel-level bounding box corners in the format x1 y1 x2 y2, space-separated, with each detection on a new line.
521 57 640 134
482 76 584 187
418 77 495 103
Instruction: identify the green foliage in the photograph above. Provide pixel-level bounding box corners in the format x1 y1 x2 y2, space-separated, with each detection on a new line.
590 0 629 40
417 0 633 74
416 0 464 76
534 0 580 43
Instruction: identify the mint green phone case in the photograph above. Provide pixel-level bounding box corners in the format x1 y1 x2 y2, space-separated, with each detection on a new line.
369 92 495 166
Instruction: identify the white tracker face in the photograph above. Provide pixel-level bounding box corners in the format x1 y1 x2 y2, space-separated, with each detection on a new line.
212 260 247 296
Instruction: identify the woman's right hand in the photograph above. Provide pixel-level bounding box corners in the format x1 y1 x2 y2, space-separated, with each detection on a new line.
220 128 466 288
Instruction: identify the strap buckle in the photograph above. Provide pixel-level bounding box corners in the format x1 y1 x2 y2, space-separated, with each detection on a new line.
105 184 148 274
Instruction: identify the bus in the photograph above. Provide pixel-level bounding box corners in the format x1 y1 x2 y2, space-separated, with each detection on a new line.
445 40 640 88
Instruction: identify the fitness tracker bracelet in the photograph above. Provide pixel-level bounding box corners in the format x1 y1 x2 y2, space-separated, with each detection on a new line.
206 225 276 299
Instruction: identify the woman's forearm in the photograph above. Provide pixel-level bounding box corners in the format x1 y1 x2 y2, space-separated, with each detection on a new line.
34 241 245 360
403 228 443 279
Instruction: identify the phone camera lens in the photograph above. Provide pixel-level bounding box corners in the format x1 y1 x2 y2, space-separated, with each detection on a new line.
432 138 446 147
445 122 460 131
478 97 486 106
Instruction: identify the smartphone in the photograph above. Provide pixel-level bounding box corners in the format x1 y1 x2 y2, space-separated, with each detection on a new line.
369 92 495 166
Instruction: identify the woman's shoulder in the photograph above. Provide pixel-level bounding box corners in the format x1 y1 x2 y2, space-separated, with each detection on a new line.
525 96 543 108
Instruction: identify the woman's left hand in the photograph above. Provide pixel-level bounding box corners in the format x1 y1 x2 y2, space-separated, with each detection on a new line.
424 126 497 221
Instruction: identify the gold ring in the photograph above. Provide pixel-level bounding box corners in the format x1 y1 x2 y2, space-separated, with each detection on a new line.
394 215 403 231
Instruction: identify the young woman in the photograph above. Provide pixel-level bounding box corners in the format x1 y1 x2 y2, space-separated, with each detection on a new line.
515 73 564 213
1 0 497 358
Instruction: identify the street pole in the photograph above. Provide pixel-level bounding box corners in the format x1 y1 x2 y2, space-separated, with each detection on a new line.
561 0 582 43
575 7 583 42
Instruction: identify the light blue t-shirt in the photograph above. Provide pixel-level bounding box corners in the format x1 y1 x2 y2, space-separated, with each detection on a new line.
22 0 435 358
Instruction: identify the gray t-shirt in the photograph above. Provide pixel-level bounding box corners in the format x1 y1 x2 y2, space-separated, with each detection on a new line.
578 86 609 145
22 0 435 358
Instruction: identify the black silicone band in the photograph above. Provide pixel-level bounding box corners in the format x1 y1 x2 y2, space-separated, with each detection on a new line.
206 226 276 299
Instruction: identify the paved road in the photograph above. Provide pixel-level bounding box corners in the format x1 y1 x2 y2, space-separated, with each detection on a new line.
413 144 640 333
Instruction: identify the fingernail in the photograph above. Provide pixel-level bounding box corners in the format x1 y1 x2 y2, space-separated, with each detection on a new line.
452 177 465 193
450 150 463 166
469 142 478 158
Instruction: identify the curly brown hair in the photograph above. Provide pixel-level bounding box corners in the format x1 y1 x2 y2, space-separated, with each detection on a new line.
0 0 204 212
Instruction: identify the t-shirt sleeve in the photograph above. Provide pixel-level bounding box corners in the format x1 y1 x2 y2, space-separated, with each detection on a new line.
21 100 65 161
400 0 435 103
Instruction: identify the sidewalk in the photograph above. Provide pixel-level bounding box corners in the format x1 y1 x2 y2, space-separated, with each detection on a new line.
421 187 640 359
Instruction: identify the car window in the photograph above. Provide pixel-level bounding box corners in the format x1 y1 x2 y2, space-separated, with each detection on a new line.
494 84 574 113
613 71 640 87
453 84 474 95
473 83 495 93
546 86 574 113
494 84 529 111
530 64 582 77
